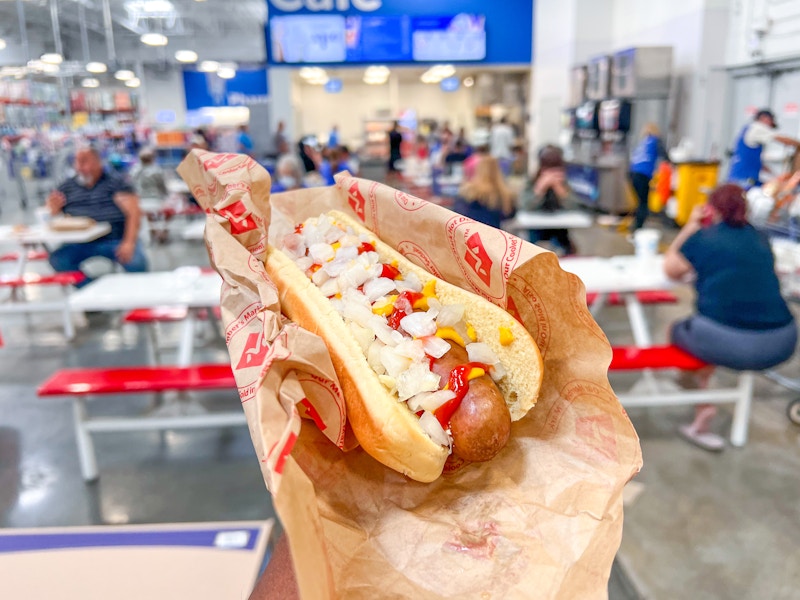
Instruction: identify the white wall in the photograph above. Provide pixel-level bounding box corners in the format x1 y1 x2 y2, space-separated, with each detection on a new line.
294 78 477 149
139 64 187 127
726 0 800 65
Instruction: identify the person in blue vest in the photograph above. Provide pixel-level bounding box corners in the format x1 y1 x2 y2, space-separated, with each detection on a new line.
327 125 339 149
237 124 254 156
628 123 667 231
728 109 800 189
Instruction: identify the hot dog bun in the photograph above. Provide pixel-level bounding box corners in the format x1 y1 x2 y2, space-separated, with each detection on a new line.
265 210 542 482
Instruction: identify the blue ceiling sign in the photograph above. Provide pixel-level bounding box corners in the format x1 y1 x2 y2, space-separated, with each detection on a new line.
183 69 269 111
440 76 460 92
265 0 533 65
325 78 343 93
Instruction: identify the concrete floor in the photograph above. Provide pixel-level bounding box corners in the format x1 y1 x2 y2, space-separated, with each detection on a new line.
2 169 799 599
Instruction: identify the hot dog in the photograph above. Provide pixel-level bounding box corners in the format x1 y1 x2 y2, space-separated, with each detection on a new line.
265 210 542 482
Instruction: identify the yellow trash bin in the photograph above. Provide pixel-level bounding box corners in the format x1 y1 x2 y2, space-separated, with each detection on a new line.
673 161 720 225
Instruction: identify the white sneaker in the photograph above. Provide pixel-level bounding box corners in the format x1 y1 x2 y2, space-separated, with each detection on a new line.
678 424 725 452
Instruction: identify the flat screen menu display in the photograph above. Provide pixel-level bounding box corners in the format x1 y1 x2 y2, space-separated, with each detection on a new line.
269 13 485 64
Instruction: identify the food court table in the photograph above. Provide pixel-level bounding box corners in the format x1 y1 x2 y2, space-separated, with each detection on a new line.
560 254 676 347
0 222 112 277
68 267 222 365
0 520 273 600
502 210 594 237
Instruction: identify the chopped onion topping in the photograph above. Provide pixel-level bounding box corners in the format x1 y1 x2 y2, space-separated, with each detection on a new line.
400 311 437 338
396 362 441 401
422 335 451 358
407 389 456 412
436 303 465 328
418 411 450 447
380 345 413 379
363 277 397 302
466 342 500 365
309 242 335 263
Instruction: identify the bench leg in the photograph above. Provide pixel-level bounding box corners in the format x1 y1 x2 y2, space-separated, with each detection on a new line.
72 397 98 482
730 372 755 447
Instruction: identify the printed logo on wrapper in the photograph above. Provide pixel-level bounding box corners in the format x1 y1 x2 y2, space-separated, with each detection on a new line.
543 380 619 463
296 373 347 448
348 181 367 221
446 216 521 301
219 199 258 235
567 272 606 342
397 241 444 278
236 331 271 370
507 280 551 357
393 189 426 212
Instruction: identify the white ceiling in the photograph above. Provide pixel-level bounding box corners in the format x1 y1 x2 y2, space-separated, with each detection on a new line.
0 0 267 62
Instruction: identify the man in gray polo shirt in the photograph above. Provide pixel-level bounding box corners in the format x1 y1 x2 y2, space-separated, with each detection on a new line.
46 147 147 284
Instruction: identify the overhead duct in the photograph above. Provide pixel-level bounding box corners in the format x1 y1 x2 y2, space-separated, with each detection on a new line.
102 0 117 66
49 0 64 58
15 0 29 61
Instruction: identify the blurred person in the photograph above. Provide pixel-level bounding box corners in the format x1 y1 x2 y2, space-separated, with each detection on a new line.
664 184 797 451
463 127 491 181
453 155 516 229
129 148 167 200
628 122 667 232
327 125 339 148
46 147 147 285
271 153 305 193
444 138 470 166
490 117 515 164
520 144 578 255
339 145 360 175
298 136 320 173
237 124 254 155
319 147 348 185
728 109 800 188
273 120 289 157
387 121 403 183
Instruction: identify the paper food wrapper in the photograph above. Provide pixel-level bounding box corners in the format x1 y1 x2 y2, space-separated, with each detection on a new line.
178 150 643 600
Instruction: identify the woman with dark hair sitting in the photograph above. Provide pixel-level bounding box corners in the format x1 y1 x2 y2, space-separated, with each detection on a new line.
521 144 578 255
664 183 797 451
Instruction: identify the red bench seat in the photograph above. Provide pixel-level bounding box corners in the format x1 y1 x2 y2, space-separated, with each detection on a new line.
610 345 709 371
0 250 49 262
0 271 85 288
586 290 678 307
37 364 235 396
122 305 221 324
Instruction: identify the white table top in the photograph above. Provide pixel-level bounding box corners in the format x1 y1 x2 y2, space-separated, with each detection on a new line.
560 254 675 294
68 268 221 311
0 222 111 246
504 210 594 231
182 220 206 241
166 179 191 195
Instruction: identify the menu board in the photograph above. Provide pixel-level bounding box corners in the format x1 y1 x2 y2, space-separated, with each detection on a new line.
269 13 485 64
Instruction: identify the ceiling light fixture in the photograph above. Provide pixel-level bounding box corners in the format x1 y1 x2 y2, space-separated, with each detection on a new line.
175 50 198 63
463 76 474 88
199 60 220 72
86 61 108 73
114 69 136 81
0 39 6 51
40 53 63 65
82 78 100 88
420 64 456 84
217 68 236 79
125 77 141 88
140 33 168 46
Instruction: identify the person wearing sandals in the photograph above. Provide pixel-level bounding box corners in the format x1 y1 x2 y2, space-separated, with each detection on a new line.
664 184 797 451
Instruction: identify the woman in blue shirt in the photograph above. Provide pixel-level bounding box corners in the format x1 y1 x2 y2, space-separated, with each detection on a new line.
664 183 797 450
628 123 666 231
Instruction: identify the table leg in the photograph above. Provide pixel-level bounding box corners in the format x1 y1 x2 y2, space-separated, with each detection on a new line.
589 292 608 318
624 292 652 347
177 310 198 367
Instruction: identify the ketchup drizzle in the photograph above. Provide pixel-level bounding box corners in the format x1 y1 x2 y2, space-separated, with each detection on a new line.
433 362 490 428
